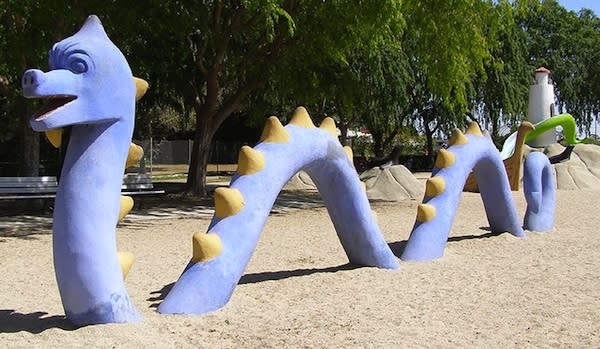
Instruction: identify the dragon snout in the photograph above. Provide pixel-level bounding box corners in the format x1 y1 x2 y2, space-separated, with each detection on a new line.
22 69 46 96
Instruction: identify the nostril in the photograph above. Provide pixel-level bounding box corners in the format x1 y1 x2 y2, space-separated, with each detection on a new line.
22 72 37 87
22 69 46 90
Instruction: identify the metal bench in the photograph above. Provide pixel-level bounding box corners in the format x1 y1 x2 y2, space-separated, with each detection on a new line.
121 173 165 195
0 174 164 200
0 176 59 199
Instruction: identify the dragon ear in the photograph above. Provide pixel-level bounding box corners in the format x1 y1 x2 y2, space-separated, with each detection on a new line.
77 15 110 41
133 77 149 101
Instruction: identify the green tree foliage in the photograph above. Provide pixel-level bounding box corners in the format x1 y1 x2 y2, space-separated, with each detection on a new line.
4 0 600 188
0 1 80 175
400 0 493 160
354 44 411 157
516 0 600 132
120 0 404 195
472 0 531 140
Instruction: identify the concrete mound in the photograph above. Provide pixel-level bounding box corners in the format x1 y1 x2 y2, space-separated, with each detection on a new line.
359 165 424 201
524 143 600 190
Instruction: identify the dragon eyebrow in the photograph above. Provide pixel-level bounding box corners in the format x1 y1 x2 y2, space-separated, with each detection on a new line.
52 39 79 56
64 48 90 56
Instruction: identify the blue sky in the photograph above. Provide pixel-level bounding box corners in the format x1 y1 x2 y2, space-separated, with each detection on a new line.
557 0 600 15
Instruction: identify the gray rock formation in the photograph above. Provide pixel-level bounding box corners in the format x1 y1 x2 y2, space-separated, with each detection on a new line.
524 143 600 190
359 165 424 201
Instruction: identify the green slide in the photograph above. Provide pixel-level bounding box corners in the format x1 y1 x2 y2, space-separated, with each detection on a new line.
500 114 580 160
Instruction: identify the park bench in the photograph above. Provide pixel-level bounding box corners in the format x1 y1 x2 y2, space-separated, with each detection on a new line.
121 173 165 196
0 176 58 200
0 174 164 200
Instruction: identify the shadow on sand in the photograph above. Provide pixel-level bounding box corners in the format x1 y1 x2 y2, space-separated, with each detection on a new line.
148 263 360 308
0 309 74 333
388 229 505 258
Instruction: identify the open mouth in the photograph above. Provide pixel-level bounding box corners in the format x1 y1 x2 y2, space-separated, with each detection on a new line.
33 95 77 121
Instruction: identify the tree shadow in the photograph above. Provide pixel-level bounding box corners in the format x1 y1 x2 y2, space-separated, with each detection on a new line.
0 215 52 240
0 309 75 333
147 263 359 308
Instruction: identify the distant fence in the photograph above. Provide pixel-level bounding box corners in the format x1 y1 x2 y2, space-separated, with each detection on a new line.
0 139 431 177
138 139 249 166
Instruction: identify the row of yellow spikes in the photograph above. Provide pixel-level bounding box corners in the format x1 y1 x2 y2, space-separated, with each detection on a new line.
415 122 483 223
116 78 150 278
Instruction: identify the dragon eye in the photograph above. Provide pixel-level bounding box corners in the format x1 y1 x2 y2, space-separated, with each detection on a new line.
69 59 87 74
69 59 88 74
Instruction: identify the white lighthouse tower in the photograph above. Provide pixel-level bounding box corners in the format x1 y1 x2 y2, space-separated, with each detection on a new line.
527 67 556 147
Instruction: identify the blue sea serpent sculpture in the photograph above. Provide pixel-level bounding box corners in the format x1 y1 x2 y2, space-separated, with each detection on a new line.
522 151 556 232
22 15 142 326
401 123 555 262
158 106 400 315
20 15 556 324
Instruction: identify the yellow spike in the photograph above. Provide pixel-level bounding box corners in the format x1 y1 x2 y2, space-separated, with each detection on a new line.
192 232 223 263
416 204 436 222
319 117 337 138
119 195 134 221
288 106 315 128
260 116 290 143
237 146 265 175
343 146 354 161
45 128 63 148
434 149 455 169
125 143 144 169
133 77 149 101
117 251 134 279
360 181 367 192
425 176 446 197
214 187 244 219
449 128 468 146
465 121 483 136
371 210 378 223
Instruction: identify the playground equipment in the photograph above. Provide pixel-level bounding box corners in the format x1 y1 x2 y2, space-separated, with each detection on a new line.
23 16 141 325
465 114 579 193
19 15 558 325
464 121 533 192
158 107 399 315
500 113 580 160
402 124 525 261
402 123 555 261
523 151 556 232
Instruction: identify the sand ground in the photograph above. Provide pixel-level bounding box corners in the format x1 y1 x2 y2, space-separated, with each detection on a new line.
0 190 599 348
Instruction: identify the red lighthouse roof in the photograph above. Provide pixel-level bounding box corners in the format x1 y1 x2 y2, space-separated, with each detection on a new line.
535 67 551 74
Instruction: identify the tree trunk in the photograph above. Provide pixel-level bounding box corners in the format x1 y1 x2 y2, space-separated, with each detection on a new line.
424 126 434 168
371 131 385 158
18 100 39 176
381 130 399 156
186 108 216 196
339 122 348 146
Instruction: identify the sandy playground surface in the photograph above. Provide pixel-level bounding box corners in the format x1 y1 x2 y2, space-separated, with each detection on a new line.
0 190 599 348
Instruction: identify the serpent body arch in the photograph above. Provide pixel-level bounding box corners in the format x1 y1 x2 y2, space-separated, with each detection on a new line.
401 123 526 262
158 107 399 315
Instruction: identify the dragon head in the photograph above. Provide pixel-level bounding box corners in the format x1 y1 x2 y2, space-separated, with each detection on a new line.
23 15 135 132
